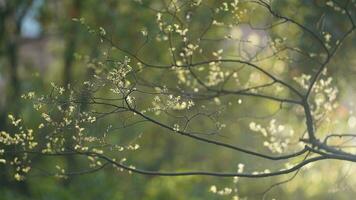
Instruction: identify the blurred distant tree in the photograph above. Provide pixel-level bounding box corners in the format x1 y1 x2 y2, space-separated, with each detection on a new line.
0 0 33 124
0 0 355 199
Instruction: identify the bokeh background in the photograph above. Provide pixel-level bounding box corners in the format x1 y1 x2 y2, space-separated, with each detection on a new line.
0 0 356 199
